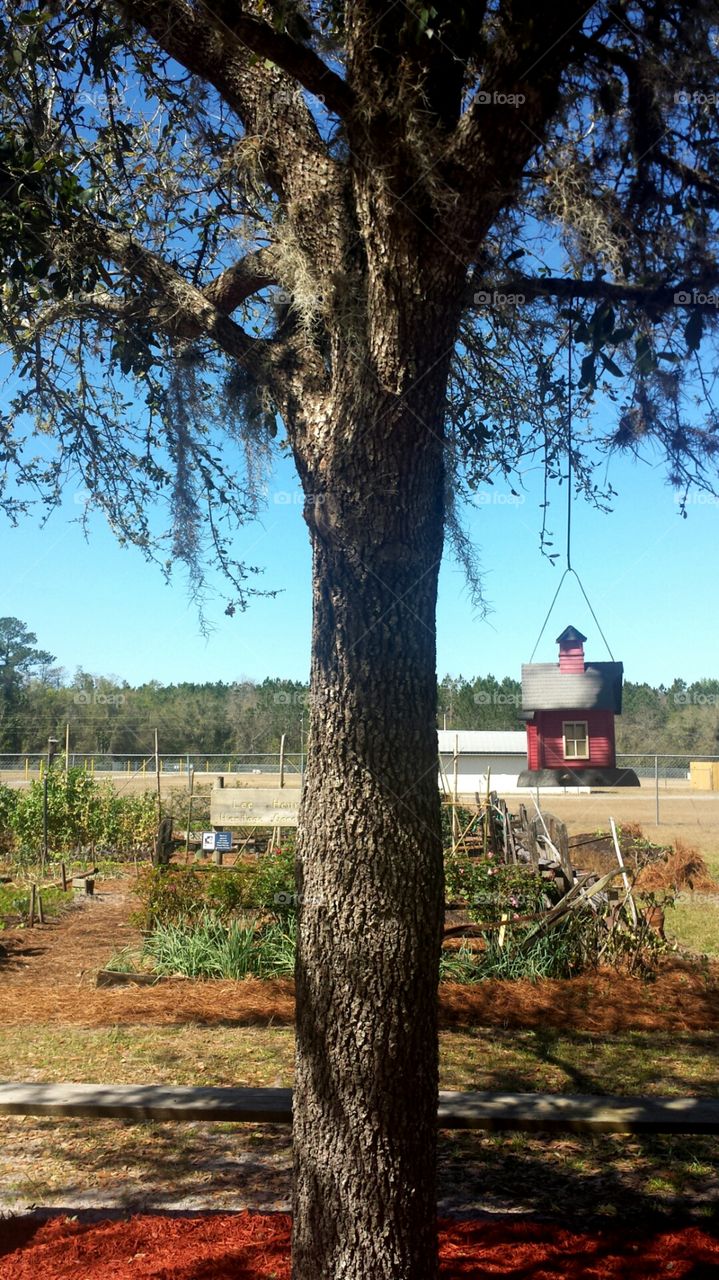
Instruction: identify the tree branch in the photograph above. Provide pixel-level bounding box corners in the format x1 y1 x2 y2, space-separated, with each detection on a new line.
202 246 278 314
468 272 719 311
444 0 596 249
199 1 353 118
72 222 275 375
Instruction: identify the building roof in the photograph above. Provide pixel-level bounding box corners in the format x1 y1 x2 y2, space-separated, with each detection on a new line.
437 730 527 754
521 662 623 713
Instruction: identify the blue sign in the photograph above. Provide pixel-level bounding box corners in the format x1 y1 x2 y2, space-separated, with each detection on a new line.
214 830 233 852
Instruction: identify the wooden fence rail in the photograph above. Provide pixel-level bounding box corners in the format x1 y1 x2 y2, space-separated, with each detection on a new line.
1 1083 718 1135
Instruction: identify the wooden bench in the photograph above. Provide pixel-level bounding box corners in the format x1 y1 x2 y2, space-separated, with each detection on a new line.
1 1083 718 1135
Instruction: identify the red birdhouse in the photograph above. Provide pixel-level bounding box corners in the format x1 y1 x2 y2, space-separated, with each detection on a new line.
518 626 640 787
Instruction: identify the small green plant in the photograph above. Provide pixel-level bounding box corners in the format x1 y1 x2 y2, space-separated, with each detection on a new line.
251 841 295 917
141 910 297 979
0 883 71 929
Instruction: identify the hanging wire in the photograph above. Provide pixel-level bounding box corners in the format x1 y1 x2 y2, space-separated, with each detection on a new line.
528 323 615 663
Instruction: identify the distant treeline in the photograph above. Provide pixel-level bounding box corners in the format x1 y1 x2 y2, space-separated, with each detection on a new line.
4 672 719 757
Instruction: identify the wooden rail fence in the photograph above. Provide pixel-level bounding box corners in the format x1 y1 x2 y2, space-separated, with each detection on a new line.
1 1083 718 1135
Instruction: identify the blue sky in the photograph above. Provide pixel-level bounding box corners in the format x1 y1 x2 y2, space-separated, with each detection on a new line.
2 434 717 688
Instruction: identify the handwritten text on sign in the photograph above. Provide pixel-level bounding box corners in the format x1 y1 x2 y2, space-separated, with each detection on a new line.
210 787 300 828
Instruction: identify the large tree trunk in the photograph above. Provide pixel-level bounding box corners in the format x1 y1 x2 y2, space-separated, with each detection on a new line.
291 362 450 1278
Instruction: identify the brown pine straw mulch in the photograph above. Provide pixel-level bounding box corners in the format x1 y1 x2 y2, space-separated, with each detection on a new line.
635 839 719 893
1 1212 719 1280
572 826 719 894
0 962 718 1033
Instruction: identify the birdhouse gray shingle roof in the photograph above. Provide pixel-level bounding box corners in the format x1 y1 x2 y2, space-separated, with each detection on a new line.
521 661 623 713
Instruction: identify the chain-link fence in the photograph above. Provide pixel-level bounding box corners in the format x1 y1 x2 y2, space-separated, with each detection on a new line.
2 749 717 788
616 753 719 783
0 752 304 776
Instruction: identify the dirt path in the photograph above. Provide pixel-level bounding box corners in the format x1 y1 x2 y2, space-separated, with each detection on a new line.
1 880 141 989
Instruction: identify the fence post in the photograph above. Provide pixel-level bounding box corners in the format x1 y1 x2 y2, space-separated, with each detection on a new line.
655 754 660 825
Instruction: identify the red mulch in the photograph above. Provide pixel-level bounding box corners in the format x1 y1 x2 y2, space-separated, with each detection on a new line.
0 1213 718 1279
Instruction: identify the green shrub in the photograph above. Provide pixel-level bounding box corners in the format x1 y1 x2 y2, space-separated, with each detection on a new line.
444 852 549 922
6 768 156 860
131 867 206 929
250 841 295 917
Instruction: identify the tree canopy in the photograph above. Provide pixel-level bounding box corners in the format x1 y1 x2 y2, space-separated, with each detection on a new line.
1 1 719 607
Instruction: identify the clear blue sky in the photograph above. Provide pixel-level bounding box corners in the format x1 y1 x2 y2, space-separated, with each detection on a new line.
2 434 717 688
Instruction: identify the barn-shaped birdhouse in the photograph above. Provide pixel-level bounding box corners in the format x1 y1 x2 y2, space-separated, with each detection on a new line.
517 625 640 787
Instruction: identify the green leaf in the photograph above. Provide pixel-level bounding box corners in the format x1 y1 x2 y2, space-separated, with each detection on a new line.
601 354 623 377
684 309 703 353
579 354 596 388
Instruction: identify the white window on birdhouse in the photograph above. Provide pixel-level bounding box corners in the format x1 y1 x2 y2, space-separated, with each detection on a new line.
563 720 589 759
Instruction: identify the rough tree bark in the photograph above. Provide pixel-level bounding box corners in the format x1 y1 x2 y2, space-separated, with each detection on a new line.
291 332 457 1277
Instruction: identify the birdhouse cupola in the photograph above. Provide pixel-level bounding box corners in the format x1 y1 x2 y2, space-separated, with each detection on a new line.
517 623 640 789
556 625 587 673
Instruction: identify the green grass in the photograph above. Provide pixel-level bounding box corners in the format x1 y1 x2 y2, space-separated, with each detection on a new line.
0 1024 716 1098
666 893 719 956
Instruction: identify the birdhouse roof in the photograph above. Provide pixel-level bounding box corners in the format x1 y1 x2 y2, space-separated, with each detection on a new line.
521 661 623 712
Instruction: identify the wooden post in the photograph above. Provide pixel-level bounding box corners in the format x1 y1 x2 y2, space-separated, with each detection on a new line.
154 728 161 814
24 757 29 781
655 754 660 825
451 734 459 853
37 891 44 925
60 861 67 892
28 884 36 928
64 723 70 778
185 767 194 864
279 733 286 788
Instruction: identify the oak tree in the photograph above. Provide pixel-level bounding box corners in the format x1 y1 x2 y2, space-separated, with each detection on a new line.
2 3 719 1275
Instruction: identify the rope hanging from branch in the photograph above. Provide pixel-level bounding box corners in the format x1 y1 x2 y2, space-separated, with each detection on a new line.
529 325 615 663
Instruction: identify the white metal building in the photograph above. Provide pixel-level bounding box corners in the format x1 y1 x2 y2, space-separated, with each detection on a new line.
437 730 526 795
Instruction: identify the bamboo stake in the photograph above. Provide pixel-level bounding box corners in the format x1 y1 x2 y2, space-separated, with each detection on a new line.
609 816 638 928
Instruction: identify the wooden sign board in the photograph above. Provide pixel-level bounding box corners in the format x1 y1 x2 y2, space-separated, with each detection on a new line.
210 787 300 828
